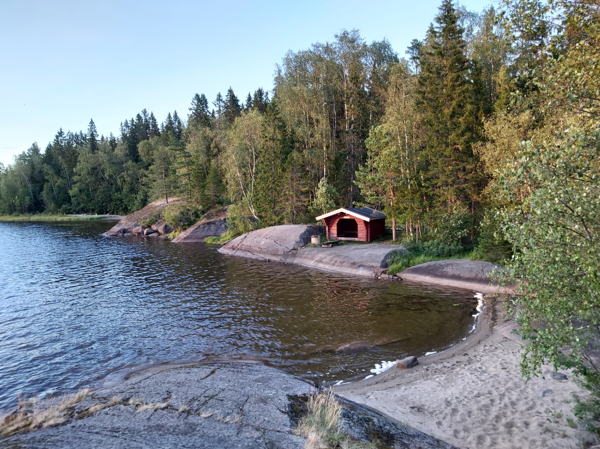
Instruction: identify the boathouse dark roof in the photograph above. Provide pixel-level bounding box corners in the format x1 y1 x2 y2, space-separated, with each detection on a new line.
315 207 386 222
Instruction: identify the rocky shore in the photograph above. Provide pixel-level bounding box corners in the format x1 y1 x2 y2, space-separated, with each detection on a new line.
219 225 507 293
103 199 228 242
1 362 455 449
103 198 181 238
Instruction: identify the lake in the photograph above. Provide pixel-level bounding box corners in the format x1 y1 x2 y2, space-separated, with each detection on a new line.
0 221 477 409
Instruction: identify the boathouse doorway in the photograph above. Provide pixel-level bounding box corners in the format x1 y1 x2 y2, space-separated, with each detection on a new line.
336 218 358 238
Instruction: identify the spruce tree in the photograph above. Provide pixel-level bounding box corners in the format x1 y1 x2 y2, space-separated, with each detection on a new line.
223 87 242 124
416 0 486 235
252 88 269 113
172 111 184 140
244 93 253 112
87 119 99 153
149 113 161 137
189 93 211 129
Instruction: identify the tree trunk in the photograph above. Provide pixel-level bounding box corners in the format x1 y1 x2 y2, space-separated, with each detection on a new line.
392 217 397 241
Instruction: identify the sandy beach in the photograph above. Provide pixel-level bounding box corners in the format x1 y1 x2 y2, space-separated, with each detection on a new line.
335 295 600 449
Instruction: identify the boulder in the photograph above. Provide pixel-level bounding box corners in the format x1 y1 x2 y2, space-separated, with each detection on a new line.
219 225 320 259
155 222 172 235
132 226 143 235
143 228 157 236
172 218 227 243
396 356 419 369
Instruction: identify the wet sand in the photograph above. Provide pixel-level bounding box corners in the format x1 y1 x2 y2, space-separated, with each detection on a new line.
335 297 600 448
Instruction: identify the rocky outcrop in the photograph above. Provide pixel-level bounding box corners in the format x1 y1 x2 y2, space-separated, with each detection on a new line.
399 259 512 293
172 208 228 243
219 224 320 258
1 362 454 449
219 225 404 277
103 198 182 238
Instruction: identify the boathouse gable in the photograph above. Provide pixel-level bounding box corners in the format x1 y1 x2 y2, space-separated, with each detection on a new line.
316 207 386 242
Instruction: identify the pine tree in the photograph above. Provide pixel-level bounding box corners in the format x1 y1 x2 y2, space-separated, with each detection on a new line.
213 93 224 128
406 39 423 73
252 88 269 113
162 113 175 136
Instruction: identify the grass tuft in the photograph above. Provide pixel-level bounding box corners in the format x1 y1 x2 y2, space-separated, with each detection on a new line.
204 233 233 244
0 388 90 437
295 391 375 449
135 401 169 413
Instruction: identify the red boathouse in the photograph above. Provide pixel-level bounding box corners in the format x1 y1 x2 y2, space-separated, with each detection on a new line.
316 207 386 242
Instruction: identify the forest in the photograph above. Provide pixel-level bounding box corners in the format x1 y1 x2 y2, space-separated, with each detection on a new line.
1 0 599 427
0 0 526 246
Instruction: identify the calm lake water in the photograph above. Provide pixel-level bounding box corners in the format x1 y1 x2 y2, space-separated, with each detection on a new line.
0 221 477 409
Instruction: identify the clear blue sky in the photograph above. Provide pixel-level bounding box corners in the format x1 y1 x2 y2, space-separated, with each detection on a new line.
0 0 494 167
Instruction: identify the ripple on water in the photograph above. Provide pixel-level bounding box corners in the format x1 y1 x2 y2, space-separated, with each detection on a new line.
0 221 476 409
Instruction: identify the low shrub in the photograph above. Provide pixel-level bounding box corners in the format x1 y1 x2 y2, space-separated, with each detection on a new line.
204 233 232 244
140 216 158 228
226 204 258 237
163 205 202 232
386 240 470 275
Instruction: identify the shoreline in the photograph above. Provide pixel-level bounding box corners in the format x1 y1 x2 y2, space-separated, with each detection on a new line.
334 296 599 449
0 214 122 222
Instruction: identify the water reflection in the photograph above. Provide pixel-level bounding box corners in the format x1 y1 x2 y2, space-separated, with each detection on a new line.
0 221 476 409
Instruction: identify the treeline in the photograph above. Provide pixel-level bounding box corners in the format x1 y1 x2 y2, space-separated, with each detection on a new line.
0 1 595 251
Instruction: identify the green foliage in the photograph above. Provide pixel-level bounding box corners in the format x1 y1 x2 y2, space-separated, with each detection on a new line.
140 216 158 228
427 203 472 244
204 233 233 244
311 177 338 215
163 204 202 232
226 203 258 237
416 0 487 237
484 0 600 428
471 212 513 263
386 240 469 274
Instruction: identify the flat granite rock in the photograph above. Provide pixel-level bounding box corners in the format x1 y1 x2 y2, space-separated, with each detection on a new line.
219 225 405 278
220 225 320 258
1 362 455 449
399 259 511 294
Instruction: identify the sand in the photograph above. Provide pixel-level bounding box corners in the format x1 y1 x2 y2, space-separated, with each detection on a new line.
335 297 600 449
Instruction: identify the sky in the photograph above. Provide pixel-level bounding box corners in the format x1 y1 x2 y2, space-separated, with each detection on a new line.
0 0 494 167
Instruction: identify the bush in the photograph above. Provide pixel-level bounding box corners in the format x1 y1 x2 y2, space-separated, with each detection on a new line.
226 204 257 237
163 205 202 232
428 203 471 244
140 216 158 228
386 240 469 274
471 212 513 264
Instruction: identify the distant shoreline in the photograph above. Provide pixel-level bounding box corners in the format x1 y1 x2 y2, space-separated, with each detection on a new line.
0 214 123 222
